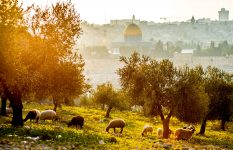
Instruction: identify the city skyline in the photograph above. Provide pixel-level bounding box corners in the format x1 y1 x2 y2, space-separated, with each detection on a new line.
21 0 233 24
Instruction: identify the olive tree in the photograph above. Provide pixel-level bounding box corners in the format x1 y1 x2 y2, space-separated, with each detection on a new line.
0 0 87 126
27 1 88 111
174 65 209 123
118 52 209 138
0 0 32 126
93 82 129 118
199 67 233 134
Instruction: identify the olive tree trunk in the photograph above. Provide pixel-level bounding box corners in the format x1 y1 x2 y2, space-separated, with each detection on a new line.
158 105 173 139
102 104 105 110
162 118 171 139
53 99 58 112
105 105 113 118
4 86 23 127
11 101 23 127
1 94 7 116
53 98 62 112
199 117 208 135
220 119 226 131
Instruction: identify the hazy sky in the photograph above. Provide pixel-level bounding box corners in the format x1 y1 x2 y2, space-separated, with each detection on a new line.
21 0 233 24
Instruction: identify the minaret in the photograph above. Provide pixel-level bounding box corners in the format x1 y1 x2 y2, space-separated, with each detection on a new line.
132 15 135 23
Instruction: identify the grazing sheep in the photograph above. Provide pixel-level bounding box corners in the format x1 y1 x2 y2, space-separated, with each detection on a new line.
157 128 172 138
157 128 163 138
68 116 84 129
24 109 41 123
39 110 57 122
106 119 125 133
142 125 153 136
175 127 195 140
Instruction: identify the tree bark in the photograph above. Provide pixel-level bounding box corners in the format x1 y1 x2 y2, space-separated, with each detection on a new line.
1 94 7 116
102 104 105 110
58 103 62 109
158 105 173 139
220 119 226 131
199 117 207 135
4 85 23 127
162 118 170 139
9 99 12 108
53 98 62 112
53 100 58 112
12 102 23 127
105 105 113 118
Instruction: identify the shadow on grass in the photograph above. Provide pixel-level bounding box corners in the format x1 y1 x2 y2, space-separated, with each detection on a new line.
191 134 232 149
0 125 109 149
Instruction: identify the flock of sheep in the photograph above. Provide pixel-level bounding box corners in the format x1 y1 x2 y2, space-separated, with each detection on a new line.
24 109 196 141
24 109 84 128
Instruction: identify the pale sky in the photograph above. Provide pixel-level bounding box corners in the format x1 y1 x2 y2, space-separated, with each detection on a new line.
21 0 233 24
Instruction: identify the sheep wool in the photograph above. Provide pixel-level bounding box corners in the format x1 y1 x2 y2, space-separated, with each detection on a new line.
157 128 163 138
39 110 57 121
157 128 172 138
142 125 153 136
68 116 84 129
34 109 41 120
106 119 125 133
34 109 41 115
175 128 195 140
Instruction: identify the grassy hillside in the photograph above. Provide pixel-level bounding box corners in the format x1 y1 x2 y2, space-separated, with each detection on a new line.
0 103 232 149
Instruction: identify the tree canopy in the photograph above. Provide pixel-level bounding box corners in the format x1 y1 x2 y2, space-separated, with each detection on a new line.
93 82 129 118
0 0 87 126
118 52 209 138
0 0 32 126
199 66 233 134
24 1 89 111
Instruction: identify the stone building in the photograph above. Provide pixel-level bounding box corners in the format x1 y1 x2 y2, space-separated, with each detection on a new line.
111 16 153 56
218 8 229 21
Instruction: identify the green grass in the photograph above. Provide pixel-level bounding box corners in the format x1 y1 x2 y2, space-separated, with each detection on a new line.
0 103 232 149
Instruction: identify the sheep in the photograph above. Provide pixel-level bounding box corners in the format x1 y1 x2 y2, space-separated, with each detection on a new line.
175 126 195 140
157 128 163 138
106 119 125 133
24 109 41 123
39 110 58 122
157 128 172 138
141 125 153 136
68 116 84 129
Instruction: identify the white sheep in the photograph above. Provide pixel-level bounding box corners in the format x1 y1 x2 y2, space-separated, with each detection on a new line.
157 128 172 138
141 125 153 136
175 127 195 140
39 110 58 122
34 109 41 117
157 128 163 138
106 119 125 133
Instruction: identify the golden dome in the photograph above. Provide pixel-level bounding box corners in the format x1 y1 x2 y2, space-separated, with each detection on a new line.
124 23 142 36
124 23 142 42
